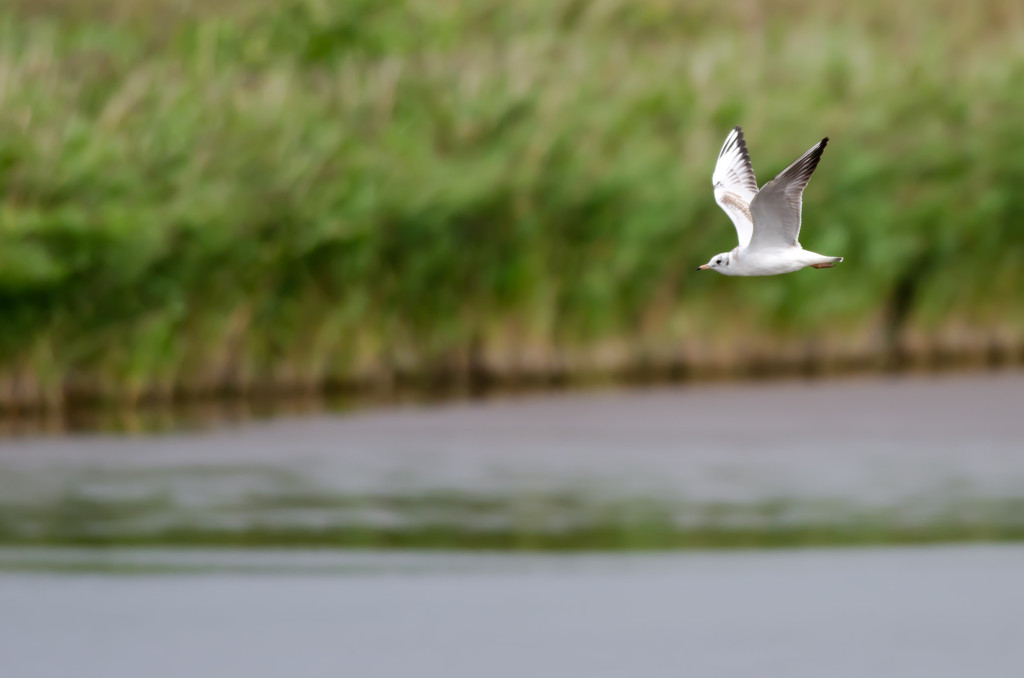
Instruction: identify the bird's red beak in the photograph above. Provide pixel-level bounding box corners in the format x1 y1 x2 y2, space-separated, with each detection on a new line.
697 265 710 271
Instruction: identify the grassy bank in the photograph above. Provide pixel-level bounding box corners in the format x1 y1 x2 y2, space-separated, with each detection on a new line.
2 0 1024 408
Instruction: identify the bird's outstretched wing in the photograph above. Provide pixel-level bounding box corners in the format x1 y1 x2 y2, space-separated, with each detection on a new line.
748 137 828 251
712 126 759 247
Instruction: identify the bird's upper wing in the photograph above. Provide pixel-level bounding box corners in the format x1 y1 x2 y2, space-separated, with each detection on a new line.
748 137 828 251
712 126 759 247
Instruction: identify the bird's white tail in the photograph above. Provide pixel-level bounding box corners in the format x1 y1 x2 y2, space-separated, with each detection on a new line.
810 256 843 269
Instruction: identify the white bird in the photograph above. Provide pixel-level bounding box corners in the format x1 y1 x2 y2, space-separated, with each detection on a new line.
698 126 843 276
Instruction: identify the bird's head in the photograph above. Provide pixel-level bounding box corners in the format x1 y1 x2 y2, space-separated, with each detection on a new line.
697 253 730 272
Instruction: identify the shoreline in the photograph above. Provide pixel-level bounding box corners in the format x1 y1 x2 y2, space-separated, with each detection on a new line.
2 339 1022 432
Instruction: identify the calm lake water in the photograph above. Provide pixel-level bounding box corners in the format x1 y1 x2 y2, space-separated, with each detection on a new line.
1 373 1024 676
3 545 1024 678
0 372 1022 544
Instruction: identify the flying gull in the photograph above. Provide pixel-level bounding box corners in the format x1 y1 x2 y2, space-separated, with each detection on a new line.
698 126 843 276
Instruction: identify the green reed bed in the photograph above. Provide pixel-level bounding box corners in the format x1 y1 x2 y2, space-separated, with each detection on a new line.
2 0 1024 408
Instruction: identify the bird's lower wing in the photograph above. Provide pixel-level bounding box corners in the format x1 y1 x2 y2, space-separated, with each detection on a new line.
748 137 828 250
714 188 756 247
712 126 759 247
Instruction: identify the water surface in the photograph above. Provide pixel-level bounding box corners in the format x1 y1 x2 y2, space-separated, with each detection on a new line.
2 545 1023 678
1 373 1022 546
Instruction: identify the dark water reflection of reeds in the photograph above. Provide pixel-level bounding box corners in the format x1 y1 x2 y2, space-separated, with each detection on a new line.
1 372 1022 550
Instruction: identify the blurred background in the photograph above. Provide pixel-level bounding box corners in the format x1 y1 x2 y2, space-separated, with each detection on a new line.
1 1 1024 677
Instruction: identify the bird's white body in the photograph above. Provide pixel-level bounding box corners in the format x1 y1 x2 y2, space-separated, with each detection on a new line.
700 126 843 277
710 246 841 277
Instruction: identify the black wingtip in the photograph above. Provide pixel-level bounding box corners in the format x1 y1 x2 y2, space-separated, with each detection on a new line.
806 140 826 170
715 125 758 193
805 137 828 165
736 129 752 160
814 137 829 163
719 125 748 160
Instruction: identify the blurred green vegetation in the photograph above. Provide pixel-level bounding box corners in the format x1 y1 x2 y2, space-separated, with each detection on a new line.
4 483 1024 551
2 0 1024 408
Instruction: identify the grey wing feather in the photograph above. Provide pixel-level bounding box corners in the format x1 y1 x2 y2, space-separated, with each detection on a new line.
748 137 828 250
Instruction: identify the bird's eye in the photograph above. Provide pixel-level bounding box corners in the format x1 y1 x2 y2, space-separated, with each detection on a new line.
716 259 722 265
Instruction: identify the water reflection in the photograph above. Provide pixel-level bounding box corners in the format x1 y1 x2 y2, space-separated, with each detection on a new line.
1 373 1022 550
